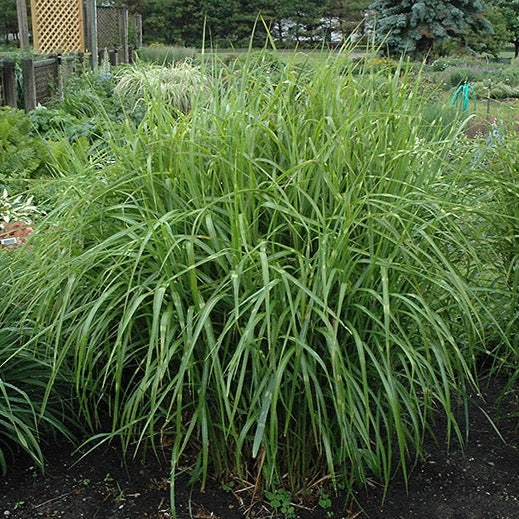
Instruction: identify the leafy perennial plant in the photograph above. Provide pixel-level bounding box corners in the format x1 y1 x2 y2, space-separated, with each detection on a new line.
0 50 516 511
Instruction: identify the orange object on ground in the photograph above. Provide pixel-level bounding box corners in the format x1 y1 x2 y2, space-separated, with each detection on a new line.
0 221 34 248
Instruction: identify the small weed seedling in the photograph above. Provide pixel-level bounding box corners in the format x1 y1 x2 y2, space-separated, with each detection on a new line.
265 488 296 518
14 500 25 510
318 489 332 509
222 480 235 492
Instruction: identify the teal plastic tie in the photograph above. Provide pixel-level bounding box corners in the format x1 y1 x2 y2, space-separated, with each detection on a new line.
450 83 477 111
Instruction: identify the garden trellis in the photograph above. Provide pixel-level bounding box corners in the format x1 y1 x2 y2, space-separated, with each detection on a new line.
26 1 141 62
7 2 142 111
30 0 85 54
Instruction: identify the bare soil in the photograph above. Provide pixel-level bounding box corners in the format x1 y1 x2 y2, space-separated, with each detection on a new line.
1 376 517 519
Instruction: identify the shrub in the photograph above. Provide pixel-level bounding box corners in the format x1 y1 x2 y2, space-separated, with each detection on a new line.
0 108 47 191
429 56 480 72
446 66 487 86
472 80 519 99
427 57 519 95
0 50 514 503
29 107 99 141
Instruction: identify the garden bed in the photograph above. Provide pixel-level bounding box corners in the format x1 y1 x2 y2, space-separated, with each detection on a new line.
1 376 517 518
1 50 517 519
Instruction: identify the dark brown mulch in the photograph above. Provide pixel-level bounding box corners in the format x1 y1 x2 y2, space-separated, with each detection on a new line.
353 375 519 519
1 376 517 519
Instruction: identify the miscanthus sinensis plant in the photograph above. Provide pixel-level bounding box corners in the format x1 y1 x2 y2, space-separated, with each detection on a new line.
114 61 209 114
0 49 514 507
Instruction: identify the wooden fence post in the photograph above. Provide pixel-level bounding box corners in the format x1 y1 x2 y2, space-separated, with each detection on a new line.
22 57 36 112
3 60 18 108
55 54 63 97
109 48 118 67
135 14 142 48
83 0 98 71
118 5 129 63
76 51 84 75
16 0 30 49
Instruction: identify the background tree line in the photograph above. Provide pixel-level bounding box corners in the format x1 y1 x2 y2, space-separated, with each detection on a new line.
1 0 518 57
129 0 519 57
128 0 370 48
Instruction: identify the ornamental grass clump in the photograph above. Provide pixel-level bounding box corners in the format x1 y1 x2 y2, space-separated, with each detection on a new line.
0 49 514 506
469 137 519 359
114 61 209 114
136 44 197 65
0 327 73 474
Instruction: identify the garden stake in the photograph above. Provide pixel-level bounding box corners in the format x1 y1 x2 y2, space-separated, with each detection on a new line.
450 82 476 112
487 79 491 116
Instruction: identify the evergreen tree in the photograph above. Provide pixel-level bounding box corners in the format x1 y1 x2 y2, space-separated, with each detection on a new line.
232 0 278 45
285 0 324 45
488 0 519 57
202 0 241 45
369 0 492 57
323 0 370 43
140 0 196 44
0 0 21 44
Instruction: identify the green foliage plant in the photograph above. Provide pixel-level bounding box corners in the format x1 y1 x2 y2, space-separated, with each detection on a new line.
113 61 209 114
265 487 296 517
136 45 198 65
0 189 38 229
0 326 72 474
369 0 492 57
0 48 514 509
0 108 45 191
57 74 118 119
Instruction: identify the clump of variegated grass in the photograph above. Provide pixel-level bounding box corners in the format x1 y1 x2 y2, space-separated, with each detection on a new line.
0 48 514 510
113 61 209 114
136 44 198 65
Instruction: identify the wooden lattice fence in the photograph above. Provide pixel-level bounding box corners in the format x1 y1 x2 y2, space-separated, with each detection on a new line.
26 1 140 66
0 60 17 107
2 50 131 111
30 0 85 54
96 5 132 63
34 59 60 105
96 7 140 47
22 55 82 111
96 5 119 49
4 2 143 110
